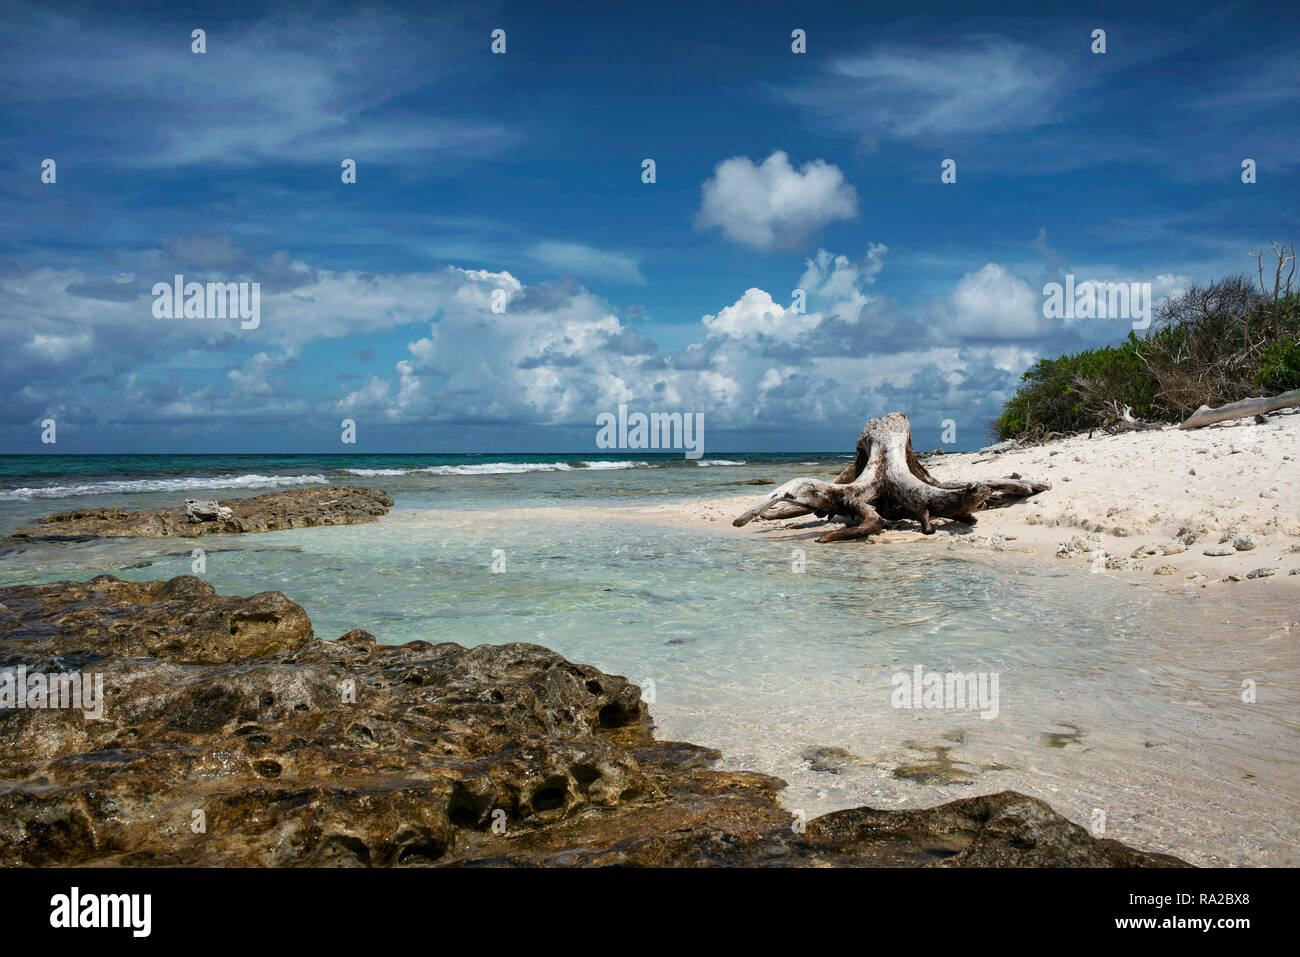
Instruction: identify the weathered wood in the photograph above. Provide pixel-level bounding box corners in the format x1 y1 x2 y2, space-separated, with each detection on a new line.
733 412 1050 543
1177 388 1300 430
1103 404 1162 434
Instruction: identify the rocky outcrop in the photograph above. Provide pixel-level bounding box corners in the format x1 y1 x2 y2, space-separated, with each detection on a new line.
0 575 313 665
6 486 393 541
0 575 1188 868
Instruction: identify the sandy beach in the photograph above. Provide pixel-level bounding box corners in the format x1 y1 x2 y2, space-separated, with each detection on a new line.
631 410 1300 604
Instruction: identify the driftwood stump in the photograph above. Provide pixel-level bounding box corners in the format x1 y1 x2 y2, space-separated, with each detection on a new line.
733 412 1051 543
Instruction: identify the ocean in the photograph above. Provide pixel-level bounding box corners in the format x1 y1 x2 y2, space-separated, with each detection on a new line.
1 452 1296 866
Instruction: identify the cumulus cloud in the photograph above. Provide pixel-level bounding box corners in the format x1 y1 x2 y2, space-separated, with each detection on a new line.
329 244 1001 432
702 288 819 342
696 152 858 250
798 246 886 323
2 237 1164 449
936 263 1049 340
226 352 280 396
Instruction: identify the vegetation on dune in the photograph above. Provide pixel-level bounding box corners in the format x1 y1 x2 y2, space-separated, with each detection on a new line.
992 244 1300 441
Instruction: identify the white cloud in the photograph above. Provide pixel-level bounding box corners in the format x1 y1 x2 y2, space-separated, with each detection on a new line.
702 288 819 341
525 241 646 284
696 152 858 250
1 242 1148 444
24 332 94 363
226 352 277 396
781 39 1065 139
939 263 1048 339
0 5 511 168
798 246 886 323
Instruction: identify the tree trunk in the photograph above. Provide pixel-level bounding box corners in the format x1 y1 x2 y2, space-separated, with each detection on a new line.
733 412 1050 543
1177 388 1300 430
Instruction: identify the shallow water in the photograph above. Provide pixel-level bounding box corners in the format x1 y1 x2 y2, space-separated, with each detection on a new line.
1 459 1296 866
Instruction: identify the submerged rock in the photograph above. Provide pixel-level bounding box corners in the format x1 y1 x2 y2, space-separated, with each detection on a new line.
800 745 857 774
7 486 393 541
0 575 1187 868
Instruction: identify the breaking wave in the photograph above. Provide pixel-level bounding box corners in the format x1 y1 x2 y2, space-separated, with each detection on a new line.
0 473 329 501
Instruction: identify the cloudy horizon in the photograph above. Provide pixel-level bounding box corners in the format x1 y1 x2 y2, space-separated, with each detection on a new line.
3 0 1297 454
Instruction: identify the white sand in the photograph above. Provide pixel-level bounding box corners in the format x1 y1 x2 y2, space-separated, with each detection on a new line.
628 410 1300 603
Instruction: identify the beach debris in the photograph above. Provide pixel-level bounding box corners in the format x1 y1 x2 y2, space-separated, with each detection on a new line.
1160 543 1187 555
1101 402 1161 434
1154 564 1179 575
1177 387 1300 430
1202 545 1236 556
1056 535 1104 558
733 412 1050 543
1233 534 1257 551
1246 567 1277 579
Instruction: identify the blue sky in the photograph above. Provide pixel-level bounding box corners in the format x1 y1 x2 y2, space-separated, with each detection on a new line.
2 0 1297 453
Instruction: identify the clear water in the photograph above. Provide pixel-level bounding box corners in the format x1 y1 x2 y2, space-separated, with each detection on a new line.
1 454 1296 866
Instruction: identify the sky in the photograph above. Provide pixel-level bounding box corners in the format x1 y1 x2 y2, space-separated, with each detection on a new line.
2 0 1297 454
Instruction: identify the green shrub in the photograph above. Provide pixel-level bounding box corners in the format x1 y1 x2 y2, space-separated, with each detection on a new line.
991 336 1157 440
993 258 1299 441
1255 339 1300 392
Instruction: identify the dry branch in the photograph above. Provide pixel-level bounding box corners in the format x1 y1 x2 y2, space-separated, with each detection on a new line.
1101 403 1162 434
1177 388 1300 430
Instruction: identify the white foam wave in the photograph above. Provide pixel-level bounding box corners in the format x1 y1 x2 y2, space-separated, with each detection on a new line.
577 460 647 471
0 473 329 501
341 460 648 477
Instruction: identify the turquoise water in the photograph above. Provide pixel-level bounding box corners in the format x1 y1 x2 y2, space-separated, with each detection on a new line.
0 452 833 519
1 455 1296 866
